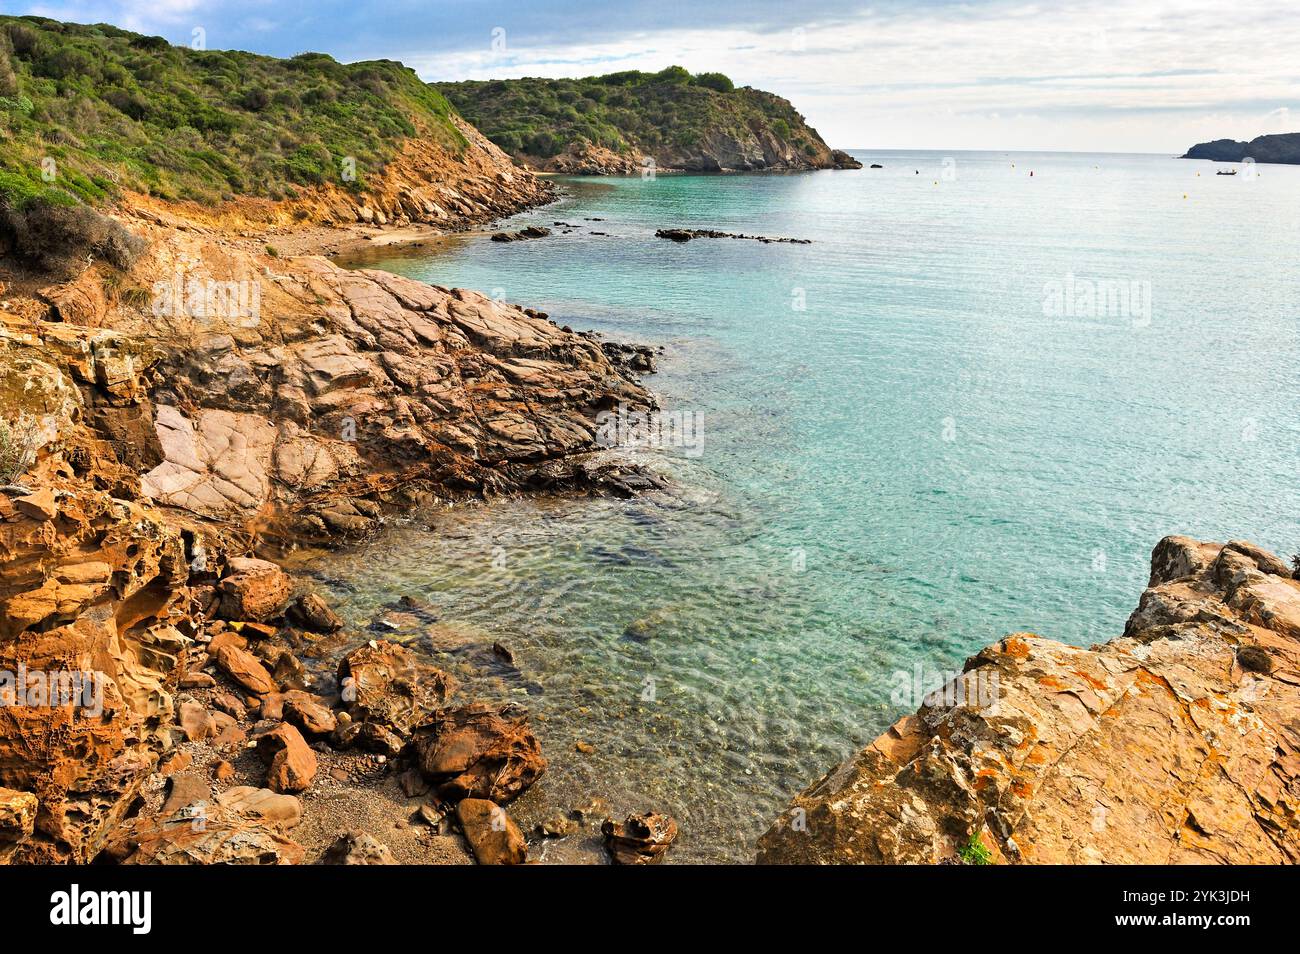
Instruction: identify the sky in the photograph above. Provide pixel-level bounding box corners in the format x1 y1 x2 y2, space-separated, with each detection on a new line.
7 0 1299 152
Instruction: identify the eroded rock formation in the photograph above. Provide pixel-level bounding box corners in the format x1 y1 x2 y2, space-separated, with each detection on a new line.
757 536 1300 864
0 160 653 861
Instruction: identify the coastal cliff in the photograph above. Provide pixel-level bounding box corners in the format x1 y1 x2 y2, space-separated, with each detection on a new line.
757 536 1300 864
436 68 862 173
1182 132 1300 165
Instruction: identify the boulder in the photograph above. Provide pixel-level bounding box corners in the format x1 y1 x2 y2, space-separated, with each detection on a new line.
286 593 344 633
283 691 338 735
110 807 304 865
338 640 456 738
456 798 526 865
215 786 303 829
217 558 293 621
214 644 277 696
602 812 679 864
413 702 546 804
254 723 317 793
321 830 396 865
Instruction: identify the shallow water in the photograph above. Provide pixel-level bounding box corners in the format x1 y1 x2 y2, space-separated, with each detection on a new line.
314 151 1300 862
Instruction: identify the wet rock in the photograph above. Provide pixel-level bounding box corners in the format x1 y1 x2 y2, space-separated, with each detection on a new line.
217 558 293 621
286 593 344 633
413 702 546 804
254 723 317 793
603 812 679 864
321 829 395 865
655 227 811 245
456 798 526 865
537 813 577 838
338 639 457 738
491 225 551 242
178 700 217 742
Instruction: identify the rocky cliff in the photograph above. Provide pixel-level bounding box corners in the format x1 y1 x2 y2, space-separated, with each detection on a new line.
757 536 1300 864
437 69 862 174
1182 132 1300 165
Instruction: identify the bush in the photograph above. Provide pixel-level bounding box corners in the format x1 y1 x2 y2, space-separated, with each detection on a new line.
0 193 146 275
693 71 733 93
0 414 40 485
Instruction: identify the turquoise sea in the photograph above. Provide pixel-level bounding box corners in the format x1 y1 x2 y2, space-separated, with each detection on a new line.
318 150 1300 862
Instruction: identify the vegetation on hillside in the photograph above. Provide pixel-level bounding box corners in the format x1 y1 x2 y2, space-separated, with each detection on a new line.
436 66 827 162
0 16 470 272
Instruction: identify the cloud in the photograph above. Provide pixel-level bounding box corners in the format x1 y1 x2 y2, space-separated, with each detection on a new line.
8 0 1299 151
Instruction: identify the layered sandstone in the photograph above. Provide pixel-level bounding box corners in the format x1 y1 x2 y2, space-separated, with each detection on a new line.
757 536 1300 864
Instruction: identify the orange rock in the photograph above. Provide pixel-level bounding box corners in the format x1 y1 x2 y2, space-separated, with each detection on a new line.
214 645 277 696
255 723 317 793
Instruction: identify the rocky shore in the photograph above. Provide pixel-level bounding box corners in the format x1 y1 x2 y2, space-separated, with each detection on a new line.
0 129 680 864
758 536 1300 864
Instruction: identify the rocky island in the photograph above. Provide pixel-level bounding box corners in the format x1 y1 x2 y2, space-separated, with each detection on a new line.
1182 132 1300 164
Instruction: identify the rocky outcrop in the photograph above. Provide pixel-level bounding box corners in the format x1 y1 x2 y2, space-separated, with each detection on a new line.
337 640 456 740
0 178 654 861
655 228 812 245
545 140 644 176
321 830 396 865
1183 132 1300 165
757 536 1300 864
414 702 546 804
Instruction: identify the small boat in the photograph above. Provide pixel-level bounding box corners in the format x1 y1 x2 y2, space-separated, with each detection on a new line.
1216 169 1238 176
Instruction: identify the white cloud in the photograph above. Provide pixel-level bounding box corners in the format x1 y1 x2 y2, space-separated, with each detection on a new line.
405 0 1300 152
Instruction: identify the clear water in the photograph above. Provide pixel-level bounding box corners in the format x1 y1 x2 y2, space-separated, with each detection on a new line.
315 151 1300 862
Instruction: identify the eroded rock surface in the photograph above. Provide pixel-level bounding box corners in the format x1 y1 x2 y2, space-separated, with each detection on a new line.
757 536 1300 865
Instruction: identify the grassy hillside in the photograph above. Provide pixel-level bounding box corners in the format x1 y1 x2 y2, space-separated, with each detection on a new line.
436 67 836 169
0 14 466 213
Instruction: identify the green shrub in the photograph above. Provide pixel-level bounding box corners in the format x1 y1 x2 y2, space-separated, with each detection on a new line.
693 71 734 93
958 833 993 865
0 14 466 209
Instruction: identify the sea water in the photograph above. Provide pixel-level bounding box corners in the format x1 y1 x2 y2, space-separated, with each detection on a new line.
312 151 1300 861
